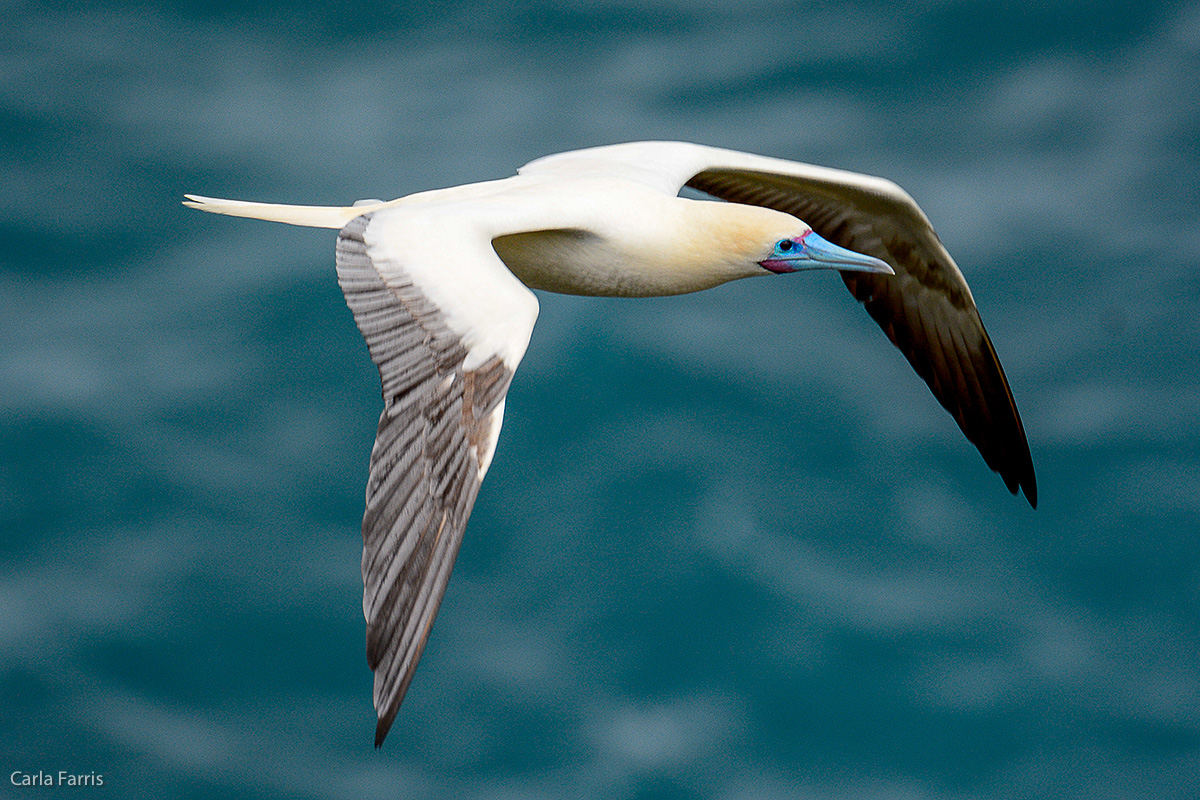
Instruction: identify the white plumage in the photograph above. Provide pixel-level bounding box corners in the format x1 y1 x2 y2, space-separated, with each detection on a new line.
186 140 1035 746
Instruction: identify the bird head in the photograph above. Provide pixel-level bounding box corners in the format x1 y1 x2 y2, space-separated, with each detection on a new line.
653 200 895 294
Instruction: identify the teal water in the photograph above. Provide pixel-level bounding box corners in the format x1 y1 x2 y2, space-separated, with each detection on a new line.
3 1 1200 797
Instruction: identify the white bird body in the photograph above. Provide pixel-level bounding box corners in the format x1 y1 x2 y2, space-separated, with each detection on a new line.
185 140 1035 747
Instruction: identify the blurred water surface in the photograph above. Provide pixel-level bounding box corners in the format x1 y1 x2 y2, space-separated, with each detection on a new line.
3 1 1200 798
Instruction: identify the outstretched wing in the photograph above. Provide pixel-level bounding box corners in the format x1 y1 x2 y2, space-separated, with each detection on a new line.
336 211 538 746
686 166 1035 507
525 142 1036 506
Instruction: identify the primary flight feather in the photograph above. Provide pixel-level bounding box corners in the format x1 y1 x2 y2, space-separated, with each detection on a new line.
185 140 1036 746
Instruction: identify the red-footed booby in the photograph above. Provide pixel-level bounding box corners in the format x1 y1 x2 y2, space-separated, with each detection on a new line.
185 141 1036 746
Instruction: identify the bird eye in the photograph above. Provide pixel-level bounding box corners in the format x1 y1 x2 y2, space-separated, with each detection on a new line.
777 239 793 252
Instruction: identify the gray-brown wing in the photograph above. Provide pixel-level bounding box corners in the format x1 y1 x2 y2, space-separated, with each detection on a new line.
336 214 515 746
687 168 1036 507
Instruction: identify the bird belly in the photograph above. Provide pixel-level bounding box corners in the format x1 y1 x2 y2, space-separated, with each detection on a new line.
492 228 722 297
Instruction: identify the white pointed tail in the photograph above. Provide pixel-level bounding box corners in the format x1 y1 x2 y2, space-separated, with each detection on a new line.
183 194 388 229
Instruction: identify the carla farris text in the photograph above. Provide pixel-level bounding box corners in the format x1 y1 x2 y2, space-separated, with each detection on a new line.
11 771 104 787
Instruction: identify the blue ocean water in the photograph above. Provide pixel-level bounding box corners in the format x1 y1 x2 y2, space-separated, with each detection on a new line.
3 1 1199 797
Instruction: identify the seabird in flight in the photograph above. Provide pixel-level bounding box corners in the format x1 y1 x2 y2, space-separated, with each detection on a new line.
186 141 1036 746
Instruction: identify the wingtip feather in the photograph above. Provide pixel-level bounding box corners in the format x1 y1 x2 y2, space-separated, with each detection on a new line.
1023 471 1038 509
374 715 393 748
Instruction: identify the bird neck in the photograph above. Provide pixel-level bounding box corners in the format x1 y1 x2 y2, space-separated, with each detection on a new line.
492 195 784 298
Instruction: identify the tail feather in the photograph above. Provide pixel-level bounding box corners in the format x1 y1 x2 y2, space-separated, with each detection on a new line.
183 194 389 229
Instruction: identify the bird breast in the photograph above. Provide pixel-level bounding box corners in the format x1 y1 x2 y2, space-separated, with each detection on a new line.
492 222 757 298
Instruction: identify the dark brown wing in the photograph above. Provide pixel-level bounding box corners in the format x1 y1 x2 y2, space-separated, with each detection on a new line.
336 214 517 746
688 168 1036 507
